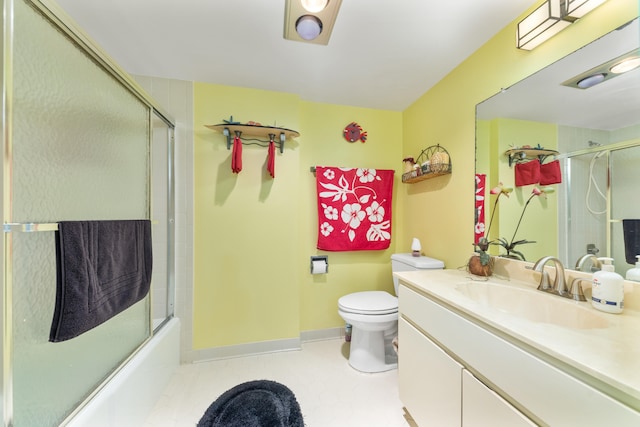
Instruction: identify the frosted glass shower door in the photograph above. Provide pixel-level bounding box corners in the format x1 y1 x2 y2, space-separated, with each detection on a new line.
6 0 152 425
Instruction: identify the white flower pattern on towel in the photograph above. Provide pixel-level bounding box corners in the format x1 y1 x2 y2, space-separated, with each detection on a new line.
320 222 334 236
318 168 391 243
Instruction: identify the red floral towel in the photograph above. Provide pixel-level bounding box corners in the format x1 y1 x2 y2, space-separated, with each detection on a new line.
475 174 486 244
316 167 394 251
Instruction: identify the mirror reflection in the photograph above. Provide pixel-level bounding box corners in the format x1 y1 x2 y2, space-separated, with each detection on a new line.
475 18 640 275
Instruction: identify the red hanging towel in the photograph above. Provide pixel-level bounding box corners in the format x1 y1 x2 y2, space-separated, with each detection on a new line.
231 136 242 173
539 160 562 185
315 167 394 251
514 159 540 187
267 140 276 178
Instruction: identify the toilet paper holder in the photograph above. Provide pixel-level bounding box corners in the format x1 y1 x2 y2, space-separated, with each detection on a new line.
310 255 329 274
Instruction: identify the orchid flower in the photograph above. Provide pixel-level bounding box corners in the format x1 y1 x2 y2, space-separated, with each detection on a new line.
482 182 514 244
489 182 514 196
493 186 554 261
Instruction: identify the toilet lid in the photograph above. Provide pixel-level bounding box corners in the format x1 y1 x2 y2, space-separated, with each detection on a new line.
338 291 398 315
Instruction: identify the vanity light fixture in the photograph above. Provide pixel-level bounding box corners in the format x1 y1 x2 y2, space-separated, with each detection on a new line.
284 0 342 45
563 49 640 89
517 1 570 50
517 0 609 50
562 0 608 21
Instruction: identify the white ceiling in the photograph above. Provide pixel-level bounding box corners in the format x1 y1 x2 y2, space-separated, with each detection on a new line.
54 0 534 111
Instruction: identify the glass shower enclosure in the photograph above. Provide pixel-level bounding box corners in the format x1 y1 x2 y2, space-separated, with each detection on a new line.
559 138 640 275
2 0 175 425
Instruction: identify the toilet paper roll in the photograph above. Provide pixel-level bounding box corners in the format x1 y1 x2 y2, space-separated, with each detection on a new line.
311 260 328 274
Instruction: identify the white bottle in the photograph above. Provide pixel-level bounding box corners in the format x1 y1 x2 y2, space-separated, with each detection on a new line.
625 255 640 282
411 238 421 257
591 257 624 314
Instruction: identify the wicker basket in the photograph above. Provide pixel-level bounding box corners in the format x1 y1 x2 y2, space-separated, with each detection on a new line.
402 144 452 183
430 150 450 173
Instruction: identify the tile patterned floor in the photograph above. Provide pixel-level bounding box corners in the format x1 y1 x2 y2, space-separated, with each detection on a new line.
144 338 410 427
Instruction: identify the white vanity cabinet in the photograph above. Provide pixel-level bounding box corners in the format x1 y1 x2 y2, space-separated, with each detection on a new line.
462 370 535 427
398 318 462 426
398 283 640 426
399 314 532 426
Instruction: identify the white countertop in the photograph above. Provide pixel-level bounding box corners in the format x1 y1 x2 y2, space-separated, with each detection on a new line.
394 265 640 411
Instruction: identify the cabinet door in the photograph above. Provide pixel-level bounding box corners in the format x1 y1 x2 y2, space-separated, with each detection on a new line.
399 318 462 427
462 370 536 427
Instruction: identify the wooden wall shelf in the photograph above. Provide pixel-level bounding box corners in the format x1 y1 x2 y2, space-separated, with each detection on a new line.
205 123 300 154
505 148 559 167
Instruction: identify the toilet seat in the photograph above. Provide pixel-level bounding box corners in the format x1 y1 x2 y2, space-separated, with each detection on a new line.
338 291 398 315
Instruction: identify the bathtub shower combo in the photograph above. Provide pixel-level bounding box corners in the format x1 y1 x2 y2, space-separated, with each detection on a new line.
2 0 178 425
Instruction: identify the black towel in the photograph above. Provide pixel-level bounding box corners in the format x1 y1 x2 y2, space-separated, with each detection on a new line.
197 380 304 427
50 220 153 342
623 219 640 265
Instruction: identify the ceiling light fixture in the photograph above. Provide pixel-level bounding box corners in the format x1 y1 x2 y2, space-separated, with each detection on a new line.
563 49 640 89
517 0 608 51
610 56 640 74
284 0 342 45
577 73 606 88
296 15 322 41
301 0 328 13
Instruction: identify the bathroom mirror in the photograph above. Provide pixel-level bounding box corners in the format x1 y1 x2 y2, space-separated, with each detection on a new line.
475 18 640 274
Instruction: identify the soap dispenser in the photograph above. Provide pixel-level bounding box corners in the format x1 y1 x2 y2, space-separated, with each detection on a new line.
625 255 640 282
592 257 624 314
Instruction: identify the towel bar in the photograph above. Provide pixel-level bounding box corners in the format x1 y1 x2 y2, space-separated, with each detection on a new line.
3 222 59 233
3 220 160 233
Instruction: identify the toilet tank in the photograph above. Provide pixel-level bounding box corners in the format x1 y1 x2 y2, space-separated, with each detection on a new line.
391 253 444 295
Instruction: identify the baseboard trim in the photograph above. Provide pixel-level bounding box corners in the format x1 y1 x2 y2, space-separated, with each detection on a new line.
189 328 344 363
192 337 301 363
300 327 343 342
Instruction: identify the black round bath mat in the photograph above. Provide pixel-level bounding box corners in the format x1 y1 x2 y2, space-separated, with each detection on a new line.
197 379 304 427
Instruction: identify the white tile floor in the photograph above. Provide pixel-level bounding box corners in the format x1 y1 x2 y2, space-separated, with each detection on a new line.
144 338 410 427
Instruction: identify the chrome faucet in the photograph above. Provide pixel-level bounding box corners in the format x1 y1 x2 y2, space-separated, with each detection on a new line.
568 278 589 301
533 256 568 297
575 254 602 273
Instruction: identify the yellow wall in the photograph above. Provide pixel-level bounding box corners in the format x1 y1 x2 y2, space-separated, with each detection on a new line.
193 84 401 349
400 0 638 269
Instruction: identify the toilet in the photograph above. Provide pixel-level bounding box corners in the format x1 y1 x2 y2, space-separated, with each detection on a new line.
338 253 444 373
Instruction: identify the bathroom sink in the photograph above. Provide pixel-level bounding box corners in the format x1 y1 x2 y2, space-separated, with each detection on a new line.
454 281 609 330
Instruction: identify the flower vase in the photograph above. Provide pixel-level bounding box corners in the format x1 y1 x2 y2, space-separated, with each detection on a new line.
403 160 416 173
